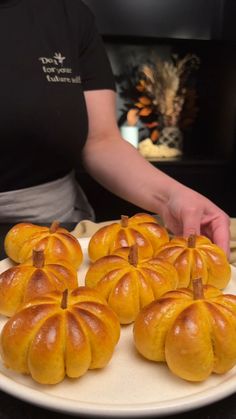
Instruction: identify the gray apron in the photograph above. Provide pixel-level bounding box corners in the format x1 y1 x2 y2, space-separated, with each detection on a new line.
0 171 95 223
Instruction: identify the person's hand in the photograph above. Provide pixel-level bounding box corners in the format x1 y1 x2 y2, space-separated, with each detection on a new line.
159 184 231 258
82 90 230 258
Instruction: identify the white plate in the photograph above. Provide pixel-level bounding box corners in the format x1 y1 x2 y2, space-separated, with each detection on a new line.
0 237 236 418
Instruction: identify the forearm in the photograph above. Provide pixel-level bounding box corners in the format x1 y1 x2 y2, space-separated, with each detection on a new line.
82 91 230 253
82 136 183 216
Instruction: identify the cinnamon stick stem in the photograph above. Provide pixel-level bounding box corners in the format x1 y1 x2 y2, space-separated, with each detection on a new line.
61 289 68 309
121 215 129 228
49 220 60 233
128 245 138 266
32 249 45 268
188 234 196 248
192 278 204 300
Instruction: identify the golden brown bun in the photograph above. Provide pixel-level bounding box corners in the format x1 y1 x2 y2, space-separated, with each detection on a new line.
85 245 178 324
4 221 83 269
0 250 78 317
155 234 231 288
88 213 169 262
0 287 120 384
133 282 236 381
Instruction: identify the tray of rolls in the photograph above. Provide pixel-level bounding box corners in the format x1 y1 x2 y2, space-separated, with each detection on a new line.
0 213 235 418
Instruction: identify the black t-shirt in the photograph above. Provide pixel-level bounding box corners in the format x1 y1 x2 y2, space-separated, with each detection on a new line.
0 0 115 192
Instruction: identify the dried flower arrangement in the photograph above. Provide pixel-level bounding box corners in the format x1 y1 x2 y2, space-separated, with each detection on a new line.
116 53 200 156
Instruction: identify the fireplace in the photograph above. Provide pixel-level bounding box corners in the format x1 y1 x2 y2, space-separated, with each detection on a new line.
79 0 236 219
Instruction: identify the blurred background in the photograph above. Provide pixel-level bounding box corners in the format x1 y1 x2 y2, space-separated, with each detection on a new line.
78 0 236 221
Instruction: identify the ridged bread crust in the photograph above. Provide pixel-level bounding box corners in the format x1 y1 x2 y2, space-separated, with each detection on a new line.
88 213 169 262
4 222 83 269
0 259 78 317
0 287 120 384
155 235 231 288
85 247 178 324
133 285 236 381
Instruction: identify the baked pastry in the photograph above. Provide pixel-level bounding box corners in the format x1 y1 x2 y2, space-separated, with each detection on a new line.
133 278 236 381
0 250 78 317
155 234 231 288
85 245 178 324
4 221 83 269
88 213 169 262
0 287 120 384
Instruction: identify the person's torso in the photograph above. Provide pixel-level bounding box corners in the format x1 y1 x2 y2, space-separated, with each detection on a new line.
0 0 88 191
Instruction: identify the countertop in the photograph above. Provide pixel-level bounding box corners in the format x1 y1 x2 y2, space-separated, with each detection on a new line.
0 223 236 419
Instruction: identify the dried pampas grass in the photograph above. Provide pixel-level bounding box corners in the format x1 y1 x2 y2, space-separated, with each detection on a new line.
141 54 200 127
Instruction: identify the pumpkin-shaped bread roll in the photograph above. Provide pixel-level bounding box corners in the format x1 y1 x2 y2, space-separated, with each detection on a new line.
88 213 169 262
0 287 120 384
133 278 236 382
85 245 178 324
155 234 231 289
0 250 78 317
4 221 83 269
